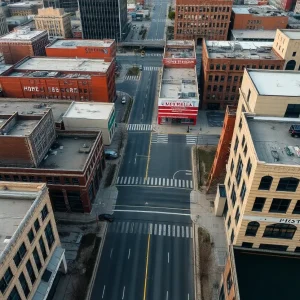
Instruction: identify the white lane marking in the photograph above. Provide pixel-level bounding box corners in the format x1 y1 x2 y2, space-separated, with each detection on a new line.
166 178 169 186
120 177 124 184
172 225 176 237
186 227 189 238
159 178 161 185
159 224 162 235
174 179 177 187
149 223 153 234
155 178 157 185
177 226 180 237
166 290 169 300
114 209 190 216
102 285 106 298
163 224 166 236
124 177 127 184
188 293 189 300
125 222 130 233
168 225 171 236
110 248 113 258
128 176 131 184
128 248 131 260
147 177 150 184
163 178 165 186
151 177 153 185
154 224 157 235
182 226 185 237
168 252 169 263
117 177 120 184
122 286 126 299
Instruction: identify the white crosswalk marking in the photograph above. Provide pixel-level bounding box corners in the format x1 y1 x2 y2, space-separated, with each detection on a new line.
127 124 153 131
181 226 185 238
163 224 166 236
149 223 153 234
154 224 157 235
116 176 193 189
168 225 171 236
151 133 168 144
177 226 180 237
145 53 163 56
186 227 189 238
186 135 198 145
172 225 176 237
143 66 161 71
158 224 162 235
124 74 141 81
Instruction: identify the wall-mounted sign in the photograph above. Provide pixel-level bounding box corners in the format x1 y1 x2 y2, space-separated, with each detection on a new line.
163 58 196 65
85 47 108 54
243 215 300 225
23 86 79 93
158 99 199 107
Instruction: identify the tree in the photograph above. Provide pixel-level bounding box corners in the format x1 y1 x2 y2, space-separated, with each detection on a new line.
168 11 175 20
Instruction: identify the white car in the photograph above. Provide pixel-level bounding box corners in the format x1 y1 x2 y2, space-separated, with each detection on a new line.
121 97 126 104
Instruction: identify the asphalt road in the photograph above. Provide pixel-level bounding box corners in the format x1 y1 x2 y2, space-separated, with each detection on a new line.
116 55 163 67
147 0 168 39
129 70 158 124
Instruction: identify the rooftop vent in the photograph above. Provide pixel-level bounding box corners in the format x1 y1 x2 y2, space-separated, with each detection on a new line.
61 41 75 47
79 143 91 153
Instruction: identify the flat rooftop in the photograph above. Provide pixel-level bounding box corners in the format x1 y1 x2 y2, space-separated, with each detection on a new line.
165 43 195 59
280 29 300 39
160 68 198 99
232 5 287 16
0 64 11 74
247 116 300 165
0 192 36 254
231 30 276 40
7 119 39 136
0 30 46 41
166 40 194 46
13 57 111 74
234 247 300 300
205 41 279 59
64 102 114 120
47 39 114 49
38 135 96 170
0 100 71 123
248 70 300 96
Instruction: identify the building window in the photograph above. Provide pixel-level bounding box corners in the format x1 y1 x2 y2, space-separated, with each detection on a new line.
245 221 260 236
0 267 13 294
243 144 247 156
235 156 243 186
246 159 252 176
64 177 71 184
41 204 48 221
240 181 246 202
34 219 40 232
26 260 36 285
235 207 240 224
230 230 235 243
234 136 239 153
33 248 42 272
227 177 231 190
226 271 232 293
234 76 238 82
231 184 236 208
269 198 291 213
227 216 231 229
230 64 234 70
14 242 27 267
19 272 30 297
223 201 228 219
294 247 300 252
252 197 266 212
241 242 253 248
27 228 34 243
39 237 47 260
210 64 214 70
7 287 21 300
241 135 245 147
276 177 299 192
72 178 79 185
293 51 296 57
208 75 213 81
45 222 55 249
259 244 288 251
258 176 273 190
263 223 296 239
230 159 234 173
293 200 300 214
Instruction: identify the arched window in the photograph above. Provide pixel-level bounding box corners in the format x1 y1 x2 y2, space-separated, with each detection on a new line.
245 221 260 236
263 223 296 239
285 60 296 70
258 176 273 190
277 177 299 192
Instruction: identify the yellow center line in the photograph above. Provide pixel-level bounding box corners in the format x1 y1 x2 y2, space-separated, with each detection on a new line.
143 233 151 300
145 132 152 180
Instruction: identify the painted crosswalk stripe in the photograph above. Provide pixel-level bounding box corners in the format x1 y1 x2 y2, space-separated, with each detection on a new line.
182 180 185 188
154 224 157 235
155 178 157 185
177 226 180 237
172 225 176 237
168 225 171 236
163 224 166 236
186 227 189 238
158 224 162 235
181 226 185 238
149 223 153 234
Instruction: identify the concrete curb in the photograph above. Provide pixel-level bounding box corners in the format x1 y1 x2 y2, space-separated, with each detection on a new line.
85 223 108 300
193 223 202 300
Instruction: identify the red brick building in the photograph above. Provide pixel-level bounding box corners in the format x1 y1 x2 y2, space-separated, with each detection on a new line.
0 27 49 64
0 108 105 213
46 39 116 62
0 56 116 102
231 5 288 30
158 40 199 125
201 40 285 109
174 0 233 41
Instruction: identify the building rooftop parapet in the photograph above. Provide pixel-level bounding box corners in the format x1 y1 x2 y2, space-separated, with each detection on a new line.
0 27 47 41
232 5 288 16
47 38 114 49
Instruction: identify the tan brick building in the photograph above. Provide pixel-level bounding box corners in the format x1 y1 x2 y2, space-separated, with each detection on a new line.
201 40 284 109
174 0 233 41
34 7 72 38
214 69 300 252
273 29 300 71
231 5 288 31
0 182 66 300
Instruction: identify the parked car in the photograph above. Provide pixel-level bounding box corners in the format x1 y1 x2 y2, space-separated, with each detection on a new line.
104 150 118 159
98 214 114 222
289 124 300 137
139 65 143 71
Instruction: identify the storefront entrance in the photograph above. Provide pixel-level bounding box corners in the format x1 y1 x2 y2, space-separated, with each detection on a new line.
160 117 195 125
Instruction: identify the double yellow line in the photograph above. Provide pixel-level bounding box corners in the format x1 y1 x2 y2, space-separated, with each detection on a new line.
143 234 151 300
